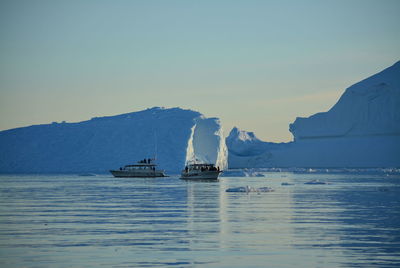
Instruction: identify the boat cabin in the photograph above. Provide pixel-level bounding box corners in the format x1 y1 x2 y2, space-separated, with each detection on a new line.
185 163 219 172
122 164 156 171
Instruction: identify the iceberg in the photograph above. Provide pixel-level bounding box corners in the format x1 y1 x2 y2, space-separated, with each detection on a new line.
228 61 400 168
185 116 228 170
290 61 400 140
0 107 227 173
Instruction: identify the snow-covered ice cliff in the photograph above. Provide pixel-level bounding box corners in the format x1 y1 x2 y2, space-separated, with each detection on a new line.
185 116 228 169
0 107 227 173
228 61 400 168
290 61 400 140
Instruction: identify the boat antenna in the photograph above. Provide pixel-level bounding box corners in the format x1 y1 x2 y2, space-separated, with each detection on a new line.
154 129 157 161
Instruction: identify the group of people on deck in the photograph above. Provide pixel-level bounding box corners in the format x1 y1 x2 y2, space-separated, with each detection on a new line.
184 165 220 173
139 158 152 164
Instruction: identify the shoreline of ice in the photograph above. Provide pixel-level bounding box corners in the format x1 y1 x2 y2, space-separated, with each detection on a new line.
223 167 400 175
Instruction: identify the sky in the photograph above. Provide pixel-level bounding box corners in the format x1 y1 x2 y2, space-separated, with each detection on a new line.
0 0 399 142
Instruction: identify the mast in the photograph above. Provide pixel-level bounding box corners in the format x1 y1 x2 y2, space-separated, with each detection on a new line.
154 129 157 161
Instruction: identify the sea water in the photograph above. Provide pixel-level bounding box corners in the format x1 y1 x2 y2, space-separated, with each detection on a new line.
0 172 399 267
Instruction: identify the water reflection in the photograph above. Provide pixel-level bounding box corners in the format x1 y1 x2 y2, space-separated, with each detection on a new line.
1 174 399 267
186 180 222 252
291 175 400 267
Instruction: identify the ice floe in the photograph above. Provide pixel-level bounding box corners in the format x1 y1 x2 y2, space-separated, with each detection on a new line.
226 186 274 193
221 169 265 177
304 180 330 185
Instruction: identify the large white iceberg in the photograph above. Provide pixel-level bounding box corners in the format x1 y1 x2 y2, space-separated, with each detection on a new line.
185 116 227 170
290 61 400 140
228 61 400 168
0 107 227 173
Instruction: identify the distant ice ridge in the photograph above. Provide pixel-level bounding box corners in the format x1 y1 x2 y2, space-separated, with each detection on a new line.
226 127 288 168
225 167 400 175
226 127 276 156
228 61 400 168
0 107 227 173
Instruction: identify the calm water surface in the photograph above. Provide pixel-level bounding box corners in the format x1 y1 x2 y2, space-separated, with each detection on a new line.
0 172 399 267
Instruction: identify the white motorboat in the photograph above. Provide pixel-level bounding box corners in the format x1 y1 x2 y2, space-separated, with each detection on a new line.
110 159 166 178
180 163 222 180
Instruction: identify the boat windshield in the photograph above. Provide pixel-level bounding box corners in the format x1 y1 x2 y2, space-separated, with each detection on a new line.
125 165 155 170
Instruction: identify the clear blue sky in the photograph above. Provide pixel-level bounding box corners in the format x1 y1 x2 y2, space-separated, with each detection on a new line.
1 0 399 142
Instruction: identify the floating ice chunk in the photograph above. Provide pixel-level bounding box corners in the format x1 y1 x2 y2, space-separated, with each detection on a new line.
220 169 264 177
245 170 265 177
226 186 251 192
220 170 246 177
304 180 330 185
257 187 275 192
377 187 390 192
225 186 274 193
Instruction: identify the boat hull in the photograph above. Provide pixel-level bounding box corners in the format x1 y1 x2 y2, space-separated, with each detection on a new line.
110 170 166 178
180 171 221 180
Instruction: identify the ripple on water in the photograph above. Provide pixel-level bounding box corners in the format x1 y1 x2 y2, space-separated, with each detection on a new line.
0 173 399 267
